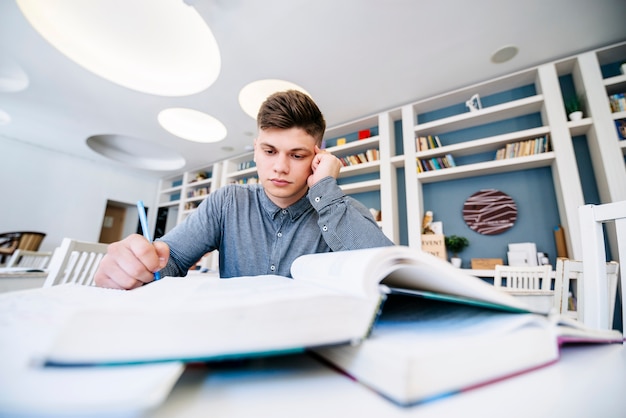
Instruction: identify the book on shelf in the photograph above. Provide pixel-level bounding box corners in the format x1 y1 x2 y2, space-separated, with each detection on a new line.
339 149 379 167
495 135 550 160
415 135 443 151
35 247 621 405
416 154 456 173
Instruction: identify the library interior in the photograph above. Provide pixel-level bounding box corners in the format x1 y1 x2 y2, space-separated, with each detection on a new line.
1 1 625 416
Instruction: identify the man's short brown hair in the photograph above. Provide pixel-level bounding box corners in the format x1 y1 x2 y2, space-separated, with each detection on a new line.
257 90 326 145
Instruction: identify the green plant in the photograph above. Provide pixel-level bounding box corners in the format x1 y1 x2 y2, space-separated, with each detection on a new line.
565 94 584 114
444 235 469 257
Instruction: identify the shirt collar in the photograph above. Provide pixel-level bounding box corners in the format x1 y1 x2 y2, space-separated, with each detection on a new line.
258 187 312 221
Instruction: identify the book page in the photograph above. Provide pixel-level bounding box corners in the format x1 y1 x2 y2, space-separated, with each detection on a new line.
41 276 380 365
291 246 543 314
0 285 184 416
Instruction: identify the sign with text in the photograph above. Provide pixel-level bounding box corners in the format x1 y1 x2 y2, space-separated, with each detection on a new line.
421 234 447 260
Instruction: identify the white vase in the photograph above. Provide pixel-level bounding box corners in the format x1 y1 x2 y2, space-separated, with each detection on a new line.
568 111 583 121
450 257 462 268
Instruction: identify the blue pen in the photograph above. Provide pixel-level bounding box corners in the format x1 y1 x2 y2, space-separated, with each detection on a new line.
136 200 161 281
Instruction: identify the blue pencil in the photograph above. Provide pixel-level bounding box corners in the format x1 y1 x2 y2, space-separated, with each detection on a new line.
136 200 161 281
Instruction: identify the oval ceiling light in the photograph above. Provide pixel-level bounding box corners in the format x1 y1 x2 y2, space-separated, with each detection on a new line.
87 134 186 171
17 0 220 96
0 57 29 92
158 108 227 143
239 79 311 119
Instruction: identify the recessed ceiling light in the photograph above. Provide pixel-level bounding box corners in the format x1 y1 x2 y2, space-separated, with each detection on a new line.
0 57 29 92
0 109 11 124
158 108 227 143
16 0 220 96
491 45 519 64
86 134 185 171
239 80 311 119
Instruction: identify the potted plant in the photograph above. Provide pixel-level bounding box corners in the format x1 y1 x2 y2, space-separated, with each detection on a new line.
565 94 584 121
445 235 469 268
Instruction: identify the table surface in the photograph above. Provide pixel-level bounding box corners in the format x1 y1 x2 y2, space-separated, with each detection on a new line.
150 343 626 418
0 269 47 293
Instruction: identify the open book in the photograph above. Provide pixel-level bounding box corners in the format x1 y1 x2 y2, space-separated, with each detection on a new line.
42 247 622 394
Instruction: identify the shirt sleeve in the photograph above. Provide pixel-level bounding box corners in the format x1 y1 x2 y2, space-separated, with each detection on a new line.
156 187 226 277
308 176 395 250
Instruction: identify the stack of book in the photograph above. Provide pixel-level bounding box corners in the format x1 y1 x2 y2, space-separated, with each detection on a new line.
31 246 623 407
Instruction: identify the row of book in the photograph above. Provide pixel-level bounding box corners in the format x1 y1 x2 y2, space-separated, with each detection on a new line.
230 177 258 185
494 135 550 160
237 161 256 171
415 135 443 151
609 93 626 113
186 187 210 198
416 154 456 173
338 148 379 167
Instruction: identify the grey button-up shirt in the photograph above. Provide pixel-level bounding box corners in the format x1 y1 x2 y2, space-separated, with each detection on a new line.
159 176 394 278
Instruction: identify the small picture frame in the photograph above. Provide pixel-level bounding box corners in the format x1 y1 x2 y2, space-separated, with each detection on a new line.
466 93 482 112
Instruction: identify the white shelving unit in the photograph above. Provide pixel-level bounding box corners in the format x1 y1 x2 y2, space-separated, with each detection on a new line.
401 63 586 259
157 163 222 226
322 111 402 243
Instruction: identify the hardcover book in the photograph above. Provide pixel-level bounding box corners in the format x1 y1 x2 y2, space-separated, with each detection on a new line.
37 246 622 406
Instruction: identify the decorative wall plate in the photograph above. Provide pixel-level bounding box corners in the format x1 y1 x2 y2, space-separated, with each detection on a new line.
462 189 517 235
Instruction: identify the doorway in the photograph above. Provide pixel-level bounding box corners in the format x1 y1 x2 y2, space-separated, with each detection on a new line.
98 200 139 244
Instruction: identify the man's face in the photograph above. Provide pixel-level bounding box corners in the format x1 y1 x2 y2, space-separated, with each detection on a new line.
254 127 316 208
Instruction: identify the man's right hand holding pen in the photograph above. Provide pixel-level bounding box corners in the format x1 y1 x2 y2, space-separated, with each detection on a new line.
94 234 169 290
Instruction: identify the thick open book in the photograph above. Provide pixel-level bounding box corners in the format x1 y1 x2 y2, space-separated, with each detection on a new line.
43 247 622 388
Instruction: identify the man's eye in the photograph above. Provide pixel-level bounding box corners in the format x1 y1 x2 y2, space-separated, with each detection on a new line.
292 154 304 159
264 149 275 155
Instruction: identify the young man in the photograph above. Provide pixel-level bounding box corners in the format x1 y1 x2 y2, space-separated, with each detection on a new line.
95 90 394 289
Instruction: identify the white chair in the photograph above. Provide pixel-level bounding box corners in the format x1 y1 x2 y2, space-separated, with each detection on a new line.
579 200 626 331
493 264 558 312
555 258 619 323
6 249 53 269
43 238 109 287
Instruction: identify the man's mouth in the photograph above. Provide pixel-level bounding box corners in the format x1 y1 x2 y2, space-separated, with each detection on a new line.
270 178 291 186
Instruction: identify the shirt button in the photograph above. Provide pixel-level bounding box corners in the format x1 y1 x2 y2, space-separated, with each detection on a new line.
315 197 321 202
322 226 328 232
270 265 276 271
277 232 282 237
282 209 287 215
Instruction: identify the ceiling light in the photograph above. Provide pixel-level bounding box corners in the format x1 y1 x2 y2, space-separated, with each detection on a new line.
17 0 221 96
0 57 29 92
87 134 185 171
158 108 227 143
239 80 311 119
491 45 519 64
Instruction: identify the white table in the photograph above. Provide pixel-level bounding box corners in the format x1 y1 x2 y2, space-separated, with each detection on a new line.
0 269 47 293
151 344 626 418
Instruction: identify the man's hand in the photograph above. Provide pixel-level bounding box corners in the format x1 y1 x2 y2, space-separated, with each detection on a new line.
94 234 169 290
307 146 342 187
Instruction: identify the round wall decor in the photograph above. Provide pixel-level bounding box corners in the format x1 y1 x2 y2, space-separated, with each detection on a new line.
462 189 517 235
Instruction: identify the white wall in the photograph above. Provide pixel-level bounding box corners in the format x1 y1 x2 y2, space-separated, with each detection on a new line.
0 138 160 252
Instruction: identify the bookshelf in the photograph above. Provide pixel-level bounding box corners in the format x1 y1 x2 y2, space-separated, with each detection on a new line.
157 162 222 227
322 111 402 243
401 61 588 260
